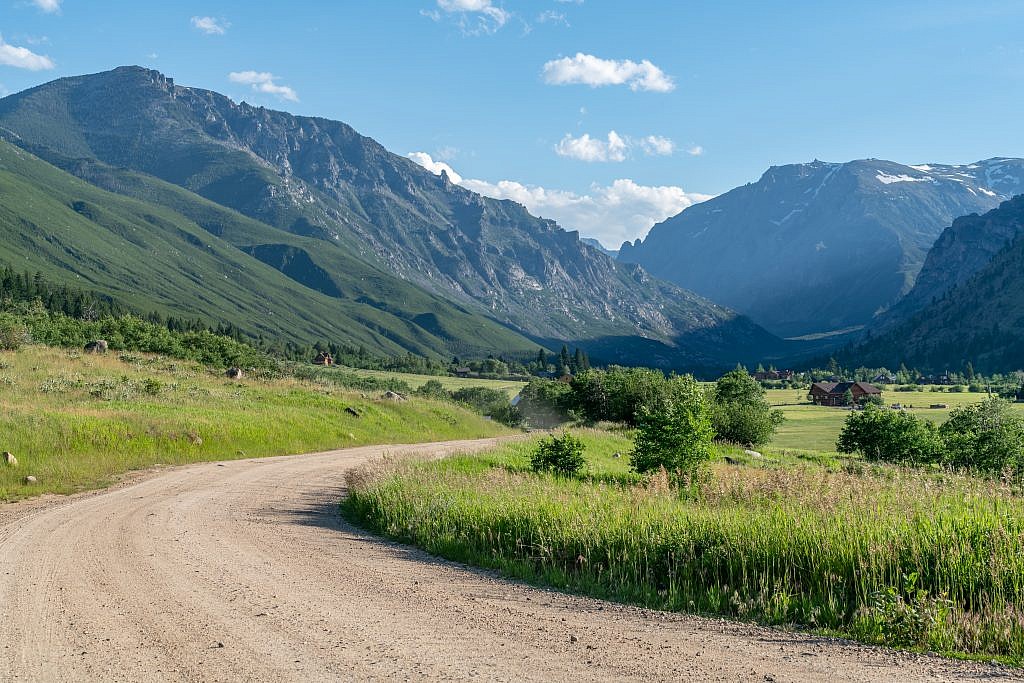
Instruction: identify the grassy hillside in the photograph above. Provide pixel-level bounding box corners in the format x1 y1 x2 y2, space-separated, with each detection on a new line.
0 345 510 501
0 138 537 358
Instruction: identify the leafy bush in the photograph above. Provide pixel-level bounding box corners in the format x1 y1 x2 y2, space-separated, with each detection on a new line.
0 313 29 351
451 386 520 426
570 367 672 425
517 377 573 427
530 432 586 476
630 375 715 476
940 397 1024 474
710 369 784 446
413 379 450 401
836 406 943 464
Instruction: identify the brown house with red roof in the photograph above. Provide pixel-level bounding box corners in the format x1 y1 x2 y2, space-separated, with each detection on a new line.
809 381 881 407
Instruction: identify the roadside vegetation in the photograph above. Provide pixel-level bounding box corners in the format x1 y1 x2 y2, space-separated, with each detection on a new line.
0 345 510 501
345 366 1024 664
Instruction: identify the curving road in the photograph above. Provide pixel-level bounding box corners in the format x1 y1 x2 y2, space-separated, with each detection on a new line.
0 438 1018 682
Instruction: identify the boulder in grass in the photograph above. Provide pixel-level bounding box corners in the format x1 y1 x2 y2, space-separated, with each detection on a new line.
382 391 406 402
3 451 16 467
345 406 361 417
23 475 37 484
225 367 244 380
744 449 763 458
84 339 109 354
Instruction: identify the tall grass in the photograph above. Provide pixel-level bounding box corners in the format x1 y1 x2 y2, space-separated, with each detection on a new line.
343 434 1024 662
0 345 510 500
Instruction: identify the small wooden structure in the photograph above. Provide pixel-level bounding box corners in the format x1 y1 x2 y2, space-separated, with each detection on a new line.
313 351 334 366
809 381 882 407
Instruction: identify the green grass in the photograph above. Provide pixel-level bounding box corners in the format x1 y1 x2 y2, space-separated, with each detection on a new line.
343 431 1024 664
339 367 526 398
0 345 510 501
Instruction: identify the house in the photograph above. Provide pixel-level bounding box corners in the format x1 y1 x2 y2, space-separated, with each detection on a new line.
872 373 897 384
454 367 472 378
809 381 882 407
313 351 334 366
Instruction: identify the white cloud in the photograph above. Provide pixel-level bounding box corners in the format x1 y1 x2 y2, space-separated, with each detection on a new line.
556 131 627 162
228 71 298 102
429 0 510 34
0 35 55 70
32 0 61 13
408 152 710 246
556 131 677 162
639 135 675 156
542 52 675 92
191 16 229 35
686 145 704 156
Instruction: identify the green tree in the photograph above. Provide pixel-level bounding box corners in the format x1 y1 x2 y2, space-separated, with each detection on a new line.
842 388 854 406
836 406 943 464
630 375 715 476
710 369 784 446
940 397 1024 473
518 378 573 427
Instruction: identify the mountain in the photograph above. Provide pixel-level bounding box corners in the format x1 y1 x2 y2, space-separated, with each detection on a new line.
580 237 619 258
0 137 538 357
0 66 783 369
845 195 1024 373
618 158 1024 338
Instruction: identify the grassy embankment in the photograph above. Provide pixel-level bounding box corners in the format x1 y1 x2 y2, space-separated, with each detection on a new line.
338 367 525 397
0 346 510 501
344 430 1024 664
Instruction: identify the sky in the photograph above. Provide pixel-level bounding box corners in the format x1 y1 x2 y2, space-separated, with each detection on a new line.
1 0 1023 248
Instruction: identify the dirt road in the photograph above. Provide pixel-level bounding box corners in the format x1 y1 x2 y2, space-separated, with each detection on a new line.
0 438 1018 681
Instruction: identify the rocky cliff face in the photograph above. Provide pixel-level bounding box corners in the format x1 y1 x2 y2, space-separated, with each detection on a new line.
619 158 1024 338
0 66 782 368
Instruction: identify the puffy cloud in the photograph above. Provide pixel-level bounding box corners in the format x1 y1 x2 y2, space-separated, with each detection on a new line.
228 71 299 102
686 145 704 156
408 152 710 246
191 16 229 35
0 36 55 70
542 52 675 92
556 131 677 162
429 0 510 34
640 135 675 156
555 131 627 162
32 0 60 13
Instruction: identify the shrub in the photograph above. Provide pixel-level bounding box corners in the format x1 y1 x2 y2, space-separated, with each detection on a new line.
530 432 586 476
710 369 785 446
517 378 573 427
940 397 1024 474
836 406 943 464
451 386 520 426
413 379 450 401
0 313 29 351
630 375 715 476
570 366 671 425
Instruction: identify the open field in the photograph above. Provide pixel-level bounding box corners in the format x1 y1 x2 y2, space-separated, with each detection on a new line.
337 366 526 397
766 388 1024 452
344 430 1024 664
0 346 510 501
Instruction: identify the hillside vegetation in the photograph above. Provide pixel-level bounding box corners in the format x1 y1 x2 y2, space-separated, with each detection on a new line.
0 345 509 501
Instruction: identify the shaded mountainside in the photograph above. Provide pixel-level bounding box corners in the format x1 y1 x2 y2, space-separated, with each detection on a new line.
846 195 1024 373
0 137 539 357
619 158 1024 338
0 66 786 369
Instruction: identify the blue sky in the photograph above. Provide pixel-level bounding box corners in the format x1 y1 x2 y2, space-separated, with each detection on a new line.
1 0 1022 247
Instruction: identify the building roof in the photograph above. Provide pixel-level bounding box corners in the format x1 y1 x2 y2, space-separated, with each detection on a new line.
812 381 881 396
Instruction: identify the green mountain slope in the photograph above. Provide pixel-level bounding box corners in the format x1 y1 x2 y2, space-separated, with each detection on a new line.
0 138 538 357
0 66 786 370
846 195 1024 372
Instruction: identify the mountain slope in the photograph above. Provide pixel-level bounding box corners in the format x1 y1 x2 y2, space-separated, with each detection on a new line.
618 158 1024 338
0 137 539 357
0 66 782 369
845 195 1024 372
